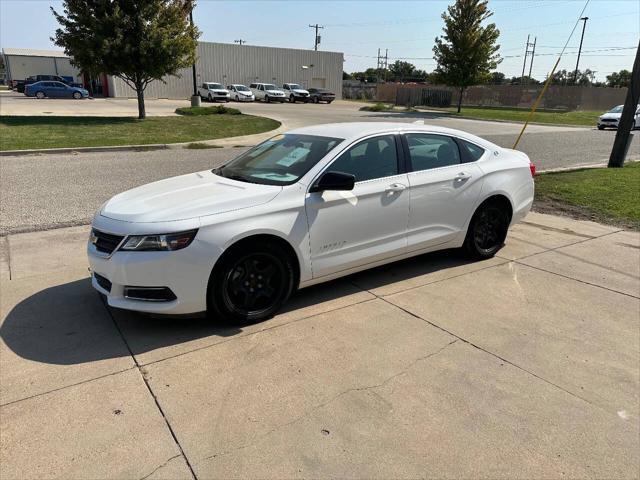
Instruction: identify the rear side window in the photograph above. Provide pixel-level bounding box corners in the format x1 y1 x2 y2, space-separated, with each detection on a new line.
329 135 399 182
405 133 461 172
249 84 256 88
459 139 485 161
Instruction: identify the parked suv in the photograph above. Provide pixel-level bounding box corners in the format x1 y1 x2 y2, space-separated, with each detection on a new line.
227 84 255 102
198 83 230 102
308 88 336 104
249 83 286 103
282 83 310 103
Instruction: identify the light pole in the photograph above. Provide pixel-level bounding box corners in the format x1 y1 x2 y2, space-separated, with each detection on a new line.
190 8 200 106
573 17 588 84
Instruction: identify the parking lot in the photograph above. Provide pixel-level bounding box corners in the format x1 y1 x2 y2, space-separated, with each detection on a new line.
1 212 638 478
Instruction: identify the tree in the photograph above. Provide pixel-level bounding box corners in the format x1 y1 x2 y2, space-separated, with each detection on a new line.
509 75 540 85
606 69 632 88
550 69 594 86
343 71 353 80
389 60 416 82
432 0 501 112
489 71 506 84
52 0 199 119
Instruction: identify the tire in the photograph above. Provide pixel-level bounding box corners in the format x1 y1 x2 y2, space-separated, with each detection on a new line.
235 94 239 102
597 125 605 130
208 94 213 102
208 241 295 324
462 200 510 259
72 92 82 100
313 97 319 104
327 100 333 104
290 94 296 103
35 91 45 99
265 95 270 103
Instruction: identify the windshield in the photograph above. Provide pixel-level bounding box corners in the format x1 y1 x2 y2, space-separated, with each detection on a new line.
288 84 302 89
609 105 624 113
216 134 344 186
208 83 223 89
264 84 277 90
235 85 250 91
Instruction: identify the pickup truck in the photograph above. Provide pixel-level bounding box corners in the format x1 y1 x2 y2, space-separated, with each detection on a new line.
198 82 230 102
249 83 286 103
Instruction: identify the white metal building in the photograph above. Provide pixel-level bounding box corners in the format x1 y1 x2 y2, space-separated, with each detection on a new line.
2 48 81 83
110 41 344 99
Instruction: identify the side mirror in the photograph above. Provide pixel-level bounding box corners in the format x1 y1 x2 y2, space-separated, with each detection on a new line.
310 171 355 193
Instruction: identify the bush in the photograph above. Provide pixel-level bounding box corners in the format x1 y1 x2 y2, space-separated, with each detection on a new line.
175 105 241 116
359 103 394 112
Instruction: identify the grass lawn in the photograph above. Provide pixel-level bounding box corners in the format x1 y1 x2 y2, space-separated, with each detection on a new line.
444 107 600 126
534 162 640 229
0 114 280 151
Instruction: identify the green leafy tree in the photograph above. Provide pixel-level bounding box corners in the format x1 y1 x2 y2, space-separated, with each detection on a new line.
509 75 540 85
489 71 506 84
389 60 416 82
432 0 501 112
606 69 632 88
343 71 353 80
52 0 200 119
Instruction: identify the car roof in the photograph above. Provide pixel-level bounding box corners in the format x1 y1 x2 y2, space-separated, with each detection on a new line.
287 122 498 148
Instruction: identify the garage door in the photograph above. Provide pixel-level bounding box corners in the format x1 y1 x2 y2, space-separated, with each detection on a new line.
311 78 326 88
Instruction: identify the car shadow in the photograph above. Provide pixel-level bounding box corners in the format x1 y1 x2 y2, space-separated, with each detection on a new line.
1 248 478 366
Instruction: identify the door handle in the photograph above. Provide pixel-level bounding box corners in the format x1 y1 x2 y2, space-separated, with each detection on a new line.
385 183 407 193
455 172 472 181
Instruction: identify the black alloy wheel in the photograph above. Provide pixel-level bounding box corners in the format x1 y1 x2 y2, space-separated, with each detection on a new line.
463 201 509 259
209 242 295 324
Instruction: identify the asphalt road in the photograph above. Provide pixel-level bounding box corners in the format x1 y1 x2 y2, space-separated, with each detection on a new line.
1 99 637 234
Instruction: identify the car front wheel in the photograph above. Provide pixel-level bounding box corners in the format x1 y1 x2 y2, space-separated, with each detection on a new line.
265 95 270 103
73 92 82 100
290 94 296 103
35 91 45 99
208 241 295 324
463 200 510 259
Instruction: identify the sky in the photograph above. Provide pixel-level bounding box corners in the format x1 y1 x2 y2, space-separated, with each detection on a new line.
1 0 638 82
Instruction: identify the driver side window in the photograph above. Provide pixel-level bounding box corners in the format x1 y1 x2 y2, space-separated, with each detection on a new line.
329 135 399 182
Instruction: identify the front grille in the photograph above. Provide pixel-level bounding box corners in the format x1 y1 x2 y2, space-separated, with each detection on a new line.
94 273 112 292
92 229 124 254
601 119 616 123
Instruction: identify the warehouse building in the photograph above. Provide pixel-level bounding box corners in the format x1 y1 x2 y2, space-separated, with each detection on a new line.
111 42 344 99
3 42 344 99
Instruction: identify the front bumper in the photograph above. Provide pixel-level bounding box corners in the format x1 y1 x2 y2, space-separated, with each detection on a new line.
88 235 220 315
598 119 619 128
235 95 254 102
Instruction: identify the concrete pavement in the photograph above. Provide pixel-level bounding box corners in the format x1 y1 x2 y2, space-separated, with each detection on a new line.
1 212 638 479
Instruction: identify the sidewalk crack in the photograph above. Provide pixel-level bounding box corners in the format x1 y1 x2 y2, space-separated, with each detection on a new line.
199 339 458 464
139 454 181 480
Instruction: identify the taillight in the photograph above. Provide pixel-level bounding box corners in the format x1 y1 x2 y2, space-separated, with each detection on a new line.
529 162 536 177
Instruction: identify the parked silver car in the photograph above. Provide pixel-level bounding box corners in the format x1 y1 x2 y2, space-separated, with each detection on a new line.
597 105 640 130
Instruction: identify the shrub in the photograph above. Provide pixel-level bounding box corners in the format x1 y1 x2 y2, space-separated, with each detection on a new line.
175 105 241 116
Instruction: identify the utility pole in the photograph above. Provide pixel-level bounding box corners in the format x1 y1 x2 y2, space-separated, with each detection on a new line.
521 35 536 85
309 24 324 51
608 39 640 168
234 39 246 45
521 34 530 82
573 17 589 84
527 37 537 80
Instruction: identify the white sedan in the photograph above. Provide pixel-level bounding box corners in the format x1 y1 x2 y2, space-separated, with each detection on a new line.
597 104 640 130
88 123 535 323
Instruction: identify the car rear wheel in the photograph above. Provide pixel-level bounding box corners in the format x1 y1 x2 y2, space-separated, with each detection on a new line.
235 94 239 101
265 95 270 103
208 241 295 324
72 92 82 100
35 91 45 99
463 200 510 259
597 125 605 130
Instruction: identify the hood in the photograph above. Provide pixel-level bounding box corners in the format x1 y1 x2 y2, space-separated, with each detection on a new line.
266 89 284 94
101 170 281 223
599 112 621 120
292 89 309 94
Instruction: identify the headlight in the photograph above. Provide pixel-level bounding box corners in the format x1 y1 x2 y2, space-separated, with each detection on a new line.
120 229 198 251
